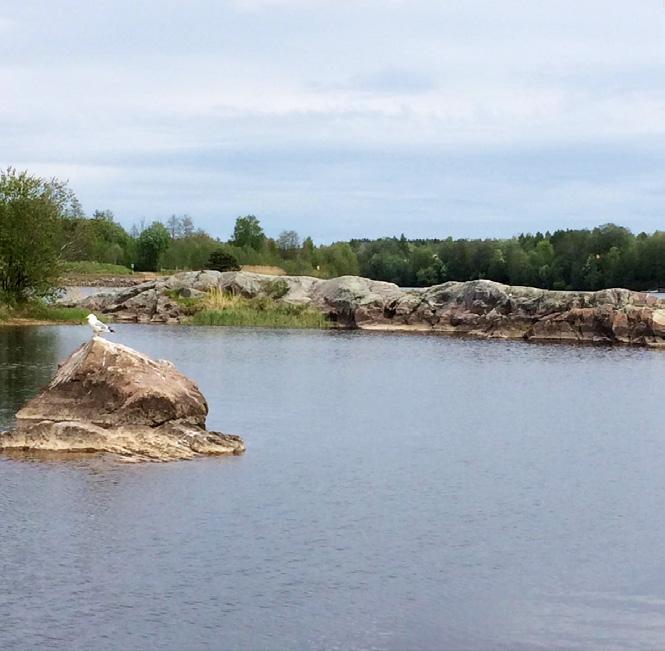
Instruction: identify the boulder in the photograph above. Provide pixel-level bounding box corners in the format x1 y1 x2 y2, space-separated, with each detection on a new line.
0 337 244 461
310 276 403 327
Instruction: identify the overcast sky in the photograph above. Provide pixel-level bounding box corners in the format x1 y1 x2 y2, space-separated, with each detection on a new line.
2 0 665 241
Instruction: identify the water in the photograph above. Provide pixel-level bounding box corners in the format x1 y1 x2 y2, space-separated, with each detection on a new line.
2 325 665 651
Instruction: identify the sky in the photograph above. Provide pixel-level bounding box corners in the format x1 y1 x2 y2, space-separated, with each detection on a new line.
2 0 665 242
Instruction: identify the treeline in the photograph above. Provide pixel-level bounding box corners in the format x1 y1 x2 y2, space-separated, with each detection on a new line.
3 167 665 304
61 212 360 278
68 211 665 292
350 225 665 291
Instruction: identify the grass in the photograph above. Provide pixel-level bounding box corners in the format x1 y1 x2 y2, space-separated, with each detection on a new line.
62 261 132 275
182 287 330 329
0 300 90 324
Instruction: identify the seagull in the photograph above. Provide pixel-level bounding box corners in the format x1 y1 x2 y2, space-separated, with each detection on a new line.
86 313 115 337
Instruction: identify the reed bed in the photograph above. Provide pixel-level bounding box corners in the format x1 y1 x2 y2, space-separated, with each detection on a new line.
188 287 329 329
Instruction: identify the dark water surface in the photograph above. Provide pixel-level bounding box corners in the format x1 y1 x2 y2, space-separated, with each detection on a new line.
2 325 665 651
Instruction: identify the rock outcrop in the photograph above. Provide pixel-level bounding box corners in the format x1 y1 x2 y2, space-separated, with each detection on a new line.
62 270 665 347
0 337 245 461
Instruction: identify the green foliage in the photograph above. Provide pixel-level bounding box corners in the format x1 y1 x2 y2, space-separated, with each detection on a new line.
264 279 289 299
190 297 329 329
62 210 132 265
316 242 360 278
350 225 665 290
207 248 240 272
16 302 90 322
164 289 203 315
231 215 265 250
7 166 665 294
277 230 300 258
0 300 89 323
136 222 172 271
62 261 132 275
0 167 77 301
159 233 221 270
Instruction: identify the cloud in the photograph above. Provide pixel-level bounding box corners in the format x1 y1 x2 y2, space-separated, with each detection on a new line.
1 0 665 239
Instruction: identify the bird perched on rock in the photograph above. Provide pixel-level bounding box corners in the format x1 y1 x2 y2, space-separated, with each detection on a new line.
86 313 115 337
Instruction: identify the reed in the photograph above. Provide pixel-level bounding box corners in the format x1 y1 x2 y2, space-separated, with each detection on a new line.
189 288 330 329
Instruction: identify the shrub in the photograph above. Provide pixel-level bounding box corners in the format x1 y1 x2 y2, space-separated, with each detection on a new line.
264 279 289 299
207 249 240 272
0 167 79 300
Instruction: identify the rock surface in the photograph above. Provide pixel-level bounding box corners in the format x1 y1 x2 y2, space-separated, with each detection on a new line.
0 337 245 461
62 270 665 347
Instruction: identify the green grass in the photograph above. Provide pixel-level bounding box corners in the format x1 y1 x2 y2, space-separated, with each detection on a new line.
191 305 330 328
0 300 90 323
62 261 132 275
184 289 330 329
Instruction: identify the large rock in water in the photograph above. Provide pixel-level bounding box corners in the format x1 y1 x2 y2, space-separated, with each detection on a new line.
63 271 665 347
0 337 244 461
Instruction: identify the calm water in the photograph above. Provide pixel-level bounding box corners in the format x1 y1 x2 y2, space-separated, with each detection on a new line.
2 326 665 651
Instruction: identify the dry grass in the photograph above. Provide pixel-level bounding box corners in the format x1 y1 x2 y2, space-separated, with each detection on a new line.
240 265 286 276
188 287 329 329
202 287 244 310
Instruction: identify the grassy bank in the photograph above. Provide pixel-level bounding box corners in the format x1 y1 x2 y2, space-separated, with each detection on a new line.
62 261 132 275
177 288 330 329
0 301 89 324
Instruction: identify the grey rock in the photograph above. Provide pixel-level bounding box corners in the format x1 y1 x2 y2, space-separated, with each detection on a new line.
63 270 665 347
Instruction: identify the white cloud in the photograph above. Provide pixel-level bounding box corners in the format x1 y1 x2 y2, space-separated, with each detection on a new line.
1 0 665 238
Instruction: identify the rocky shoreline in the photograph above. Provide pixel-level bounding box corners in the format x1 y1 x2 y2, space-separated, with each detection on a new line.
62 270 665 347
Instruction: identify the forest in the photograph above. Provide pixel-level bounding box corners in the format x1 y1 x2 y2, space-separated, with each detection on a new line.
62 213 665 292
3 168 665 302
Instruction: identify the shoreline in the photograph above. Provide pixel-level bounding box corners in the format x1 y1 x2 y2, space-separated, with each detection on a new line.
65 270 665 348
7 270 665 348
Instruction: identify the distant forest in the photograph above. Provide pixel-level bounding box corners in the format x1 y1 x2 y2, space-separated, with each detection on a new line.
63 212 665 291
3 168 665 293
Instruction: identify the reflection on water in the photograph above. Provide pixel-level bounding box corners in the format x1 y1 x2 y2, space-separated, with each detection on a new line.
0 327 62 427
2 325 665 650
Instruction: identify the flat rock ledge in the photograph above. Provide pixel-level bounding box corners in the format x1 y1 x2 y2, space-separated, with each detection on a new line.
0 337 245 462
65 270 665 347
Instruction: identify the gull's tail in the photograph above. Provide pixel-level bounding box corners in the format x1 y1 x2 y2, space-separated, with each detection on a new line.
109 327 115 333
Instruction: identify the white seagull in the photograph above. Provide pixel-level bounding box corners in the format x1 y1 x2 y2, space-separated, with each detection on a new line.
86 313 115 337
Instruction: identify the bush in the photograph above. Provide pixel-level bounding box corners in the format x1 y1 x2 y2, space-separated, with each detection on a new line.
0 167 79 300
207 249 240 272
264 279 289 299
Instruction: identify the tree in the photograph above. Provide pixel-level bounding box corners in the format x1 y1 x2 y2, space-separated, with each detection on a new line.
136 222 171 271
302 236 315 262
207 248 240 272
92 209 114 222
277 230 300 258
165 214 195 239
159 232 220 270
180 215 194 237
0 168 77 300
231 215 265 250
167 214 181 239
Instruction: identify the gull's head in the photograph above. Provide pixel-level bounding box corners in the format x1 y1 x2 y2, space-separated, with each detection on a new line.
86 314 96 324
